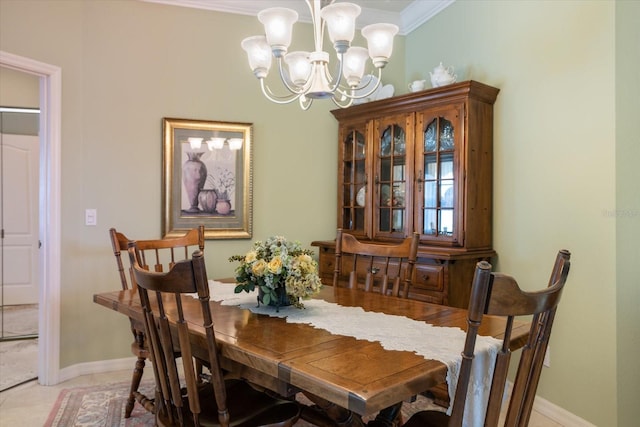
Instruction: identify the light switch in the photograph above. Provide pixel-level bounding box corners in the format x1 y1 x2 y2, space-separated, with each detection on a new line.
85 208 97 226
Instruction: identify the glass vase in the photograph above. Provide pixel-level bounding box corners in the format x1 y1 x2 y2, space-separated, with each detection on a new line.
258 286 292 312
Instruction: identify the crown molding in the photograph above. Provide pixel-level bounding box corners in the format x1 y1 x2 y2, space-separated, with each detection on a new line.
400 0 455 35
140 0 454 35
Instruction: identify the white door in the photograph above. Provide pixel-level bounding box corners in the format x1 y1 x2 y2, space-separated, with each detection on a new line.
1 133 39 305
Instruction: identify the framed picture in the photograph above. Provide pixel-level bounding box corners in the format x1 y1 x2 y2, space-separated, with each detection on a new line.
162 118 253 239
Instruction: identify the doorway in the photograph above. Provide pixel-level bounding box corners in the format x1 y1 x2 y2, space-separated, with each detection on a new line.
0 50 62 386
0 108 40 391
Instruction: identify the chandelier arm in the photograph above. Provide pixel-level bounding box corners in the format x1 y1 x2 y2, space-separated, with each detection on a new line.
323 52 345 94
299 95 314 111
330 93 354 109
259 79 303 105
338 67 384 100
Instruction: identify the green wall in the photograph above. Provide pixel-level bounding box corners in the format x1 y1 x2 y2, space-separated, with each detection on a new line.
2 0 638 425
615 2 640 427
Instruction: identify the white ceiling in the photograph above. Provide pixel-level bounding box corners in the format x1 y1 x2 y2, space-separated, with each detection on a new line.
141 0 455 35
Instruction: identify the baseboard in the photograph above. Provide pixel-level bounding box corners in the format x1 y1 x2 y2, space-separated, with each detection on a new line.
58 357 136 384
533 393 596 427
504 381 595 427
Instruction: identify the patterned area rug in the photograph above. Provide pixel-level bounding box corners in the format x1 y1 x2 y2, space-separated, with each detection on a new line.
44 381 156 427
44 380 443 426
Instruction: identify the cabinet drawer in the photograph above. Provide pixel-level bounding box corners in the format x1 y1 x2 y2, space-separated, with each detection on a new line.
413 264 444 292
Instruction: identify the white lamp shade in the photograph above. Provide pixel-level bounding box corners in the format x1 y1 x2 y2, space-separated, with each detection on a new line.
228 138 243 150
342 46 369 86
320 2 360 44
258 7 298 55
284 51 312 86
241 36 272 78
361 23 399 67
207 138 226 150
188 137 203 149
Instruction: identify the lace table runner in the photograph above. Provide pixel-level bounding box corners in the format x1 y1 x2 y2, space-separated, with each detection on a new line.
205 281 500 427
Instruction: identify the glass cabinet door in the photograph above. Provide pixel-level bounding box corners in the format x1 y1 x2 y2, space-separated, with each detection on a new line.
416 105 463 245
373 115 412 239
338 122 368 237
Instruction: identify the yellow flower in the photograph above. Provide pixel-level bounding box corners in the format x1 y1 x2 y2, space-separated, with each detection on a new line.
245 250 257 263
295 254 315 274
268 256 283 274
251 259 267 276
298 254 312 264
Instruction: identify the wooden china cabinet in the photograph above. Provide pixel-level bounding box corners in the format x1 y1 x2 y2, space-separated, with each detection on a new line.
312 80 499 308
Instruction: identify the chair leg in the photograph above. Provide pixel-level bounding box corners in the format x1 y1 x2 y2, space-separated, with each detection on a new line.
125 355 146 418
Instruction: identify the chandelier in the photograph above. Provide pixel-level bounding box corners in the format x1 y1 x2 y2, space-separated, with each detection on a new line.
241 0 399 110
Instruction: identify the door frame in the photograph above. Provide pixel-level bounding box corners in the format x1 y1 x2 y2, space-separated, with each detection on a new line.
0 50 62 385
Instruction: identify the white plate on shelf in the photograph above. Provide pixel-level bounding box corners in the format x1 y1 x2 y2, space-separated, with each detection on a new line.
356 186 366 206
353 74 381 105
376 84 395 100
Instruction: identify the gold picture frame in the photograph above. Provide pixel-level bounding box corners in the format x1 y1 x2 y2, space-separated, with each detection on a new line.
162 118 253 239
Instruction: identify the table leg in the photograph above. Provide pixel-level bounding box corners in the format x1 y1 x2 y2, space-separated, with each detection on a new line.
365 402 404 427
301 391 366 427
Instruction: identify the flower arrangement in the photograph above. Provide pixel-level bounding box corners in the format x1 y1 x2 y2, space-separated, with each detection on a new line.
229 236 323 309
206 166 235 200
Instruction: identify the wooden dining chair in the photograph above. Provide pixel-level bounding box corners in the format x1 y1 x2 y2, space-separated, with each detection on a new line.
333 229 420 298
401 249 571 427
127 244 301 427
108 225 204 418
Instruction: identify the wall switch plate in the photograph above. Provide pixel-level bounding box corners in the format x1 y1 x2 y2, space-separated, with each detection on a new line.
85 208 97 226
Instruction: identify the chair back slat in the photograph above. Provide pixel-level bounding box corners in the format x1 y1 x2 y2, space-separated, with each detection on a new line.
137 285 173 421
448 261 492 426
109 228 131 291
333 229 419 299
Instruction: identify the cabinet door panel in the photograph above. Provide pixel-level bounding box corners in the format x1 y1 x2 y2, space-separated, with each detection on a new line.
415 104 464 246
338 121 370 238
373 114 414 240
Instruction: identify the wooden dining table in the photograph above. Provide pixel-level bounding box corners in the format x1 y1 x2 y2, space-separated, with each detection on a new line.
94 283 529 426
